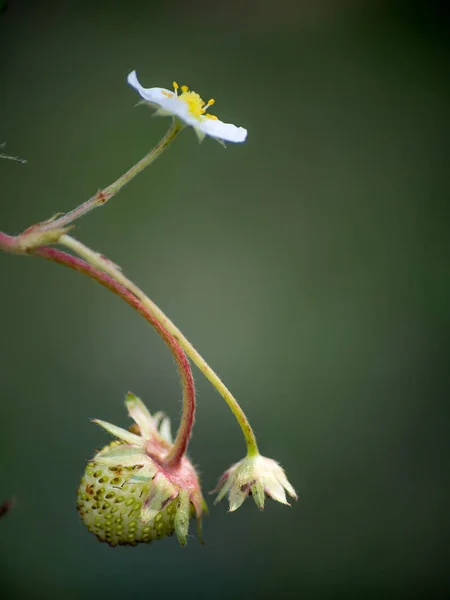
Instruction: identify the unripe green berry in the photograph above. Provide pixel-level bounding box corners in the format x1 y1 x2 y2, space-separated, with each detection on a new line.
77 442 190 546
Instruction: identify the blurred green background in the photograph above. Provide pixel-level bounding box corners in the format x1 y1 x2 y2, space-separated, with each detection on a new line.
1 1 449 598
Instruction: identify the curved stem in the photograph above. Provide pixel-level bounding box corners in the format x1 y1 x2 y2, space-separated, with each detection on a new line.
32 245 195 468
59 234 260 457
40 120 182 232
0 232 18 252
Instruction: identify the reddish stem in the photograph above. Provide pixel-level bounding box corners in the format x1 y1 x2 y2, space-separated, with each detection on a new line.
31 246 195 466
0 232 18 252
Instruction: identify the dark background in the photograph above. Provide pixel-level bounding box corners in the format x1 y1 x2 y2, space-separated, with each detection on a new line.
1 1 449 598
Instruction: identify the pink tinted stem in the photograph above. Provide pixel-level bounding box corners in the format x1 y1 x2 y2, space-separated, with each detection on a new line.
33 245 195 466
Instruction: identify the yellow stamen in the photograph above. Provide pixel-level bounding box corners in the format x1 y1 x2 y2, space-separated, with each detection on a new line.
172 81 219 121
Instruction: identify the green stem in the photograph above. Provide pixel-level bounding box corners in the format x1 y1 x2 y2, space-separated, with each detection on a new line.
34 244 197 468
60 234 260 457
40 120 182 232
1 229 196 468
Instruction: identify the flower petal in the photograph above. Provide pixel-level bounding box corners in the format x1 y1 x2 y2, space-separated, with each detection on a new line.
127 71 191 124
198 118 247 143
127 71 173 106
92 419 144 446
153 95 199 127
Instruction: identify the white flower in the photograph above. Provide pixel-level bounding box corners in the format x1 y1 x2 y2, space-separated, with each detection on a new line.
213 454 297 512
127 71 247 144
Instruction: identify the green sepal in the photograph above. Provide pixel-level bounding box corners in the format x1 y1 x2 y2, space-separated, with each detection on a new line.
174 491 191 547
141 473 178 524
125 392 153 438
92 419 143 447
94 444 146 468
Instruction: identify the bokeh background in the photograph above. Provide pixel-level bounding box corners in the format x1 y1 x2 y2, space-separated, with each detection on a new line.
1 1 449 598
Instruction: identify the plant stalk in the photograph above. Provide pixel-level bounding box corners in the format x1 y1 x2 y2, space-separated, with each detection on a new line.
32 244 196 467
60 234 260 457
40 120 182 232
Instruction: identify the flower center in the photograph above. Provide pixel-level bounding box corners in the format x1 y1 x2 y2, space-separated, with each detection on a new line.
163 82 218 121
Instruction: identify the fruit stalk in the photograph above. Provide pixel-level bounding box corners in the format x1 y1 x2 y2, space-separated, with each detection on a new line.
32 245 196 465
59 234 260 457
